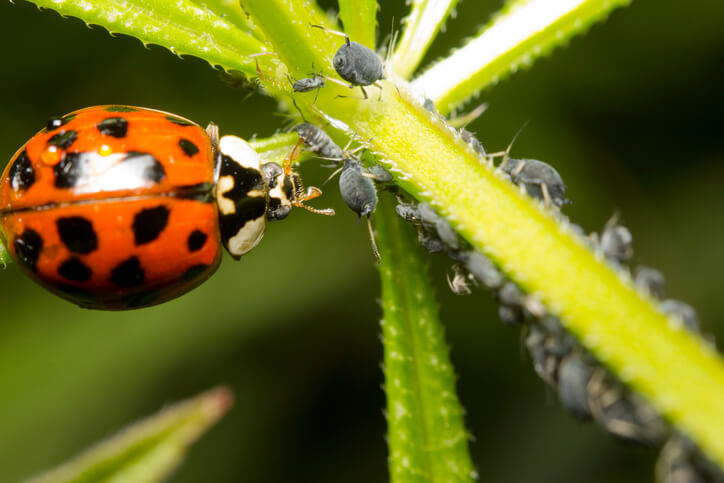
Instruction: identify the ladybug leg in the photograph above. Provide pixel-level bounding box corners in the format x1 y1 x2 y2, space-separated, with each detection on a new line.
283 138 305 174
283 139 335 216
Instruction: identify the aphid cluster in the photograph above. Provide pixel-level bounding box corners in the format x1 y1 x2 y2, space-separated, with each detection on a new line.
392 123 720 481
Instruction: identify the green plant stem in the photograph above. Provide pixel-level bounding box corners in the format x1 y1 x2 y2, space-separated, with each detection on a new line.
377 194 475 482
338 0 377 49
412 0 631 114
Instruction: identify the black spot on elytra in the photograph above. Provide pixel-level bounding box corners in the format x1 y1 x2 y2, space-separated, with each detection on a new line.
183 264 211 281
58 257 92 282
124 151 166 183
165 115 194 126
178 138 199 157
56 217 98 254
110 256 145 287
53 152 87 188
45 114 76 132
9 149 35 191
123 290 161 308
48 130 78 149
187 230 208 252
97 117 128 138
106 106 138 112
14 228 43 272
133 206 170 245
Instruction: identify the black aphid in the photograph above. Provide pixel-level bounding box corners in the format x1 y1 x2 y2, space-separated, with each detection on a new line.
502 158 569 207
296 123 345 160
311 24 384 99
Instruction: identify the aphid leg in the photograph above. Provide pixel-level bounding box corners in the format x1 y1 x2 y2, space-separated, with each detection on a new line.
366 216 381 261
291 99 308 123
540 182 553 208
512 159 526 177
374 82 384 101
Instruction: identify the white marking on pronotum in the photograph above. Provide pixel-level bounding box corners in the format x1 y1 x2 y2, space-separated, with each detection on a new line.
219 135 261 170
216 176 236 215
227 217 266 257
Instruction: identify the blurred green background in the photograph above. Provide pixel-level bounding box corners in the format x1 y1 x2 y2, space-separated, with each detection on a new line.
1 0 722 481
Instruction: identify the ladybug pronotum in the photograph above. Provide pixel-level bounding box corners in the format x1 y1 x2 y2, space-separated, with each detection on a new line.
0 105 333 310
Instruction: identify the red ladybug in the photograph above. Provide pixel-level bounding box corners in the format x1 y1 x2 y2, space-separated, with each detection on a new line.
0 106 333 310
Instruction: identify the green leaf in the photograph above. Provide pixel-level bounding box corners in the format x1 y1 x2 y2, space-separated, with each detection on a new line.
391 0 460 79
26 0 266 76
26 387 233 483
376 195 475 483
338 0 378 49
412 0 631 114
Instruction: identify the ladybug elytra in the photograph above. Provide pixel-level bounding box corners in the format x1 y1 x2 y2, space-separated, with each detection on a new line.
0 105 333 310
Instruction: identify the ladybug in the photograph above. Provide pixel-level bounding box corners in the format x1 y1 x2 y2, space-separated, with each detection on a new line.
0 105 333 310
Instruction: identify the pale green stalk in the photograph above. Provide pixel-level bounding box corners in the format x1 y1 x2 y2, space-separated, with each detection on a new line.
413 0 631 114
391 0 460 79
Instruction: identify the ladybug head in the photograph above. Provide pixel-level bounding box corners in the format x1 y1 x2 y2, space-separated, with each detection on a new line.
261 159 334 221
261 138 334 221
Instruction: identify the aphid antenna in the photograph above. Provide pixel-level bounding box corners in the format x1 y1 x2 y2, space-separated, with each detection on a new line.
310 23 351 46
487 121 529 169
448 103 489 128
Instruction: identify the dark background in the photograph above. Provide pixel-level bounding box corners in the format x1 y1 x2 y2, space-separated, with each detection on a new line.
0 0 722 481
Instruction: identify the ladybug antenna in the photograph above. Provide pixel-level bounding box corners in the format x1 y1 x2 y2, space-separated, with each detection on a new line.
283 139 335 216
294 186 335 216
